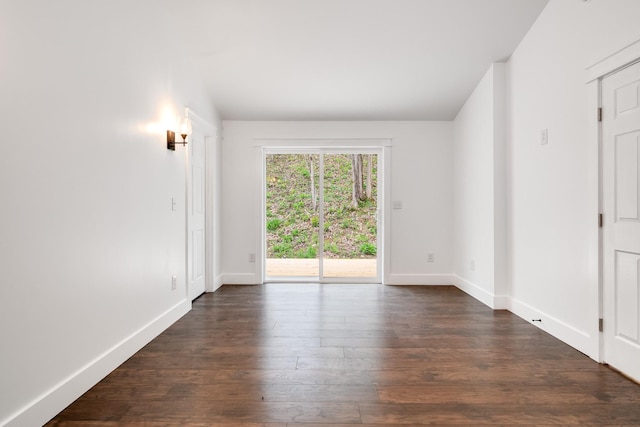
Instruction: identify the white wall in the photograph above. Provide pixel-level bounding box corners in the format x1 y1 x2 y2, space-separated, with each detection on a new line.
506 0 640 357
0 2 220 425
452 64 508 308
221 121 453 285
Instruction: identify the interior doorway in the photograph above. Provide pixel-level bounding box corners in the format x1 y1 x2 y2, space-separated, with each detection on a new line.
264 148 382 283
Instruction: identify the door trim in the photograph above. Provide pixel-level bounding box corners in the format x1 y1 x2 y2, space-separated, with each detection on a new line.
586 37 640 83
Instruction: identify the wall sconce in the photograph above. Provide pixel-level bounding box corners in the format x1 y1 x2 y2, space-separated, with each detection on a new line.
167 116 192 151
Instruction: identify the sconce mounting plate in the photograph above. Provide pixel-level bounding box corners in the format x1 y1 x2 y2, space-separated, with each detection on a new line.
167 130 176 151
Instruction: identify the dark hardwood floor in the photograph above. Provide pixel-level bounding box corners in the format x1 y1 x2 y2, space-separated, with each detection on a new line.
47 284 640 426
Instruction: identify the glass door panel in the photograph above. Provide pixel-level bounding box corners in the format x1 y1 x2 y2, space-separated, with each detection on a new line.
322 153 377 278
265 153 319 278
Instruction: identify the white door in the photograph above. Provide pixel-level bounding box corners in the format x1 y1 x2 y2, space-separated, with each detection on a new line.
188 127 206 300
602 59 640 382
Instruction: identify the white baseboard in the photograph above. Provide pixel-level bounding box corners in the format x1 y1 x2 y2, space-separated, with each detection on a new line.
387 274 454 285
452 275 509 309
221 273 260 285
224 273 451 286
493 294 510 310
451 276 593 358
4 300 191 427
507 296 592 358
212 274 224 292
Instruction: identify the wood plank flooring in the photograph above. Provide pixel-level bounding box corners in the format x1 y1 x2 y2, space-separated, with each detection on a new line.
46 284 640 426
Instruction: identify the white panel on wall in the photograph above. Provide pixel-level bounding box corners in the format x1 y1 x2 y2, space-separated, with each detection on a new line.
615 134 640 221
615 251 640 343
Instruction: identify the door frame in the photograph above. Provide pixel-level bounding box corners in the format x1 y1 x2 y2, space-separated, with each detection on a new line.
586 37 640 363
255 139 392 284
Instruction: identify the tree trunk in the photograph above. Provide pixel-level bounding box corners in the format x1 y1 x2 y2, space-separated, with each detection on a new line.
365 154 373 200
351 154 364 208
305 155 317 211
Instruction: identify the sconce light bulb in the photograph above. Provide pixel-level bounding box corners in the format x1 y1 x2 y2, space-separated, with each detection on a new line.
180 117 192 136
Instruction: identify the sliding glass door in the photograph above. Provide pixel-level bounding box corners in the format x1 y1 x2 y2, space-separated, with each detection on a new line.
264 149 381 283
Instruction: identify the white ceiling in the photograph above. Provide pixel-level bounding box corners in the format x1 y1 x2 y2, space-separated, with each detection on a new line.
174 0 549 121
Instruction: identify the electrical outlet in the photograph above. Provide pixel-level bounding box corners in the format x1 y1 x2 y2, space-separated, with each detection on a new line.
249 253 256 263
470 260 476 271
427 252 434 263
540 128 548 145
171 276 177 290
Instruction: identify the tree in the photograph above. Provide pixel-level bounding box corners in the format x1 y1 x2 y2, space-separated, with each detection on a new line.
351 154 365 208
365 154 373 200
305 154 317 211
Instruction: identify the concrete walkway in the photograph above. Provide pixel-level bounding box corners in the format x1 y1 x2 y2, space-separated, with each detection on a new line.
266 258 377 278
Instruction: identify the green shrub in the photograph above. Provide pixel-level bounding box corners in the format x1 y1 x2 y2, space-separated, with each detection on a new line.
311 216 319 227
296 165 310 178
325 243 339 254
273 242 293 257
359 243 377 255
358 199 375 208
267 218 282 231
295 246 317 259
